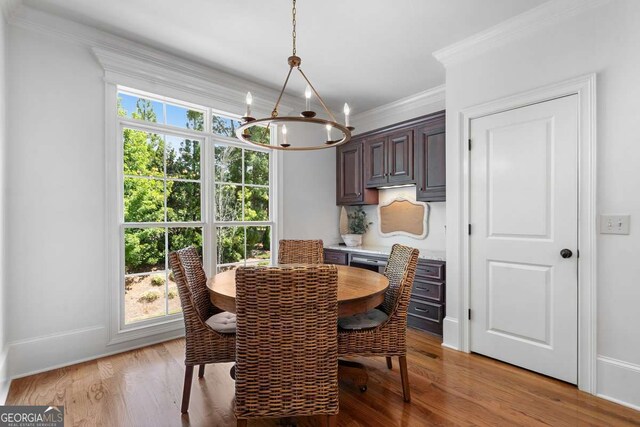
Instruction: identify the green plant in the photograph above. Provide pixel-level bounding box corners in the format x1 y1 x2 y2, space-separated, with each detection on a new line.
168 289 178 300
151 275 165 287
348 207 372 234
138 291 160 303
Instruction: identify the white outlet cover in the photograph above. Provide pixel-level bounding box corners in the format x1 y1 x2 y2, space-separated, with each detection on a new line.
599 215 630 235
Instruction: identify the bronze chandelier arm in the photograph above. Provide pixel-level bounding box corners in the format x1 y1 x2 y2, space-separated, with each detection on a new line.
297 67 338 123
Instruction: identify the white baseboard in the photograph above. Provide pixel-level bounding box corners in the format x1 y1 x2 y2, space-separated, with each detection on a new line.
0 346 9 404
7 325 184 381
596 355 640 411
442 316 460 351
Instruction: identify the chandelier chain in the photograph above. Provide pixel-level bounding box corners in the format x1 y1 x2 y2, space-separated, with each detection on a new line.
292 0 297 55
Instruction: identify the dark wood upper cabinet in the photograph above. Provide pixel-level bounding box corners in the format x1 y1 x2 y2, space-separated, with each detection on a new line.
415 113 446 202
363 130 414 187
387 129 414 184
336 138 378 205
363 135 387 187
336 110 444 205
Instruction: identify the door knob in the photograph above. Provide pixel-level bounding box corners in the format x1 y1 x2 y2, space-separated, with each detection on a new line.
560 249 573 259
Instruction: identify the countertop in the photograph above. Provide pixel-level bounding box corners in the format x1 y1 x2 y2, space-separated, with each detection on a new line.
325 244 446 262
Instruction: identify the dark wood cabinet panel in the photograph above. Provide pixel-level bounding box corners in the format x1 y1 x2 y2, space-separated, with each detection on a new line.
336 139 378 205
387 129 414 184
363 136 387 187
336 110 444 204
323 249 349 265
415 114 446 201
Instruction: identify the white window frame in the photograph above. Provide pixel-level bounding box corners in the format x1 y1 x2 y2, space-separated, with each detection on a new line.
106 85 279 345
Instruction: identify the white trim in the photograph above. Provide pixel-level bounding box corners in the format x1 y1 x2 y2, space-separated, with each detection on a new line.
377 197 429 239
6 325 183 381
0 346 9 404
455 74 597 393
352 85 445 133
433 0 613 67
596 356 640 410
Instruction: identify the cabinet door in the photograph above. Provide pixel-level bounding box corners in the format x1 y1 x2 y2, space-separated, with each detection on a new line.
337 140 364 204
363 135 388 187
416 119 446 201
387 129 414 185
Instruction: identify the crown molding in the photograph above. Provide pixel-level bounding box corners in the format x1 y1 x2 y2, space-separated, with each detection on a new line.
352 85 445 133
433 0 614 67
7 4 302 114
0 0 21 22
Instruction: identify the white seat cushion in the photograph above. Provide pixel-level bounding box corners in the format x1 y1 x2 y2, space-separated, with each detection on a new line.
205 311 236 334
338 308 388 330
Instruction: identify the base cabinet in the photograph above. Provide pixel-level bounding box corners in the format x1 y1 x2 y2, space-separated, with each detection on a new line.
324 248 445 337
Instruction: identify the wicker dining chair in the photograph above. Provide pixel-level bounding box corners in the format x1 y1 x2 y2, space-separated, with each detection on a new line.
235 265 339 427
278 239 324 264
337 244 419 402
168 247 236 414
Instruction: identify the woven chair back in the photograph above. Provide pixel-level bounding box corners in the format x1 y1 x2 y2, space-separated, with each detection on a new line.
278 239 324 264
381 244 420 316
169 247 215 327
234 264 339 418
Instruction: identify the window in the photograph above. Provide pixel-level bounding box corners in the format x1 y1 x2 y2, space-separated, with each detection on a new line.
116 88 275 328
214 144 271 272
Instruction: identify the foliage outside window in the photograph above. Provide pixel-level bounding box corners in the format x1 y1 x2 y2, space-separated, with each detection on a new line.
118 89 273 326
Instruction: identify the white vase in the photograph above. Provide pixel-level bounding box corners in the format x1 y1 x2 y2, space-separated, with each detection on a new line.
342 234 363 247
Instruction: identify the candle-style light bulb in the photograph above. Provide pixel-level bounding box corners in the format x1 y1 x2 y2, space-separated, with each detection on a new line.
343 103 351 127
245 91 253 117
326 124 332 141
305 85 312 111
282 124 288 144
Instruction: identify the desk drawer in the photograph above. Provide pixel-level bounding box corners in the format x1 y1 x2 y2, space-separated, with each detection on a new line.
408 314 443 336
412 280 444 303
324 249 349 265
408 299 443 323
416 262 445 280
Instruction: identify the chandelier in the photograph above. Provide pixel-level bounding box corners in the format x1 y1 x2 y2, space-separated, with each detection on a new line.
236 0 354 151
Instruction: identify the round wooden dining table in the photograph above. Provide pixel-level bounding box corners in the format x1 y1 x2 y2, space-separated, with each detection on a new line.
207 264 389 317
208 264 388 392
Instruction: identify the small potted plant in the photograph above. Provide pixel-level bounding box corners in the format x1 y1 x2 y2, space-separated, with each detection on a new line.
343 207 372 247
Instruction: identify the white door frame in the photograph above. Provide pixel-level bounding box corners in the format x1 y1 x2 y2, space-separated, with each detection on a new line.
457 74 597 393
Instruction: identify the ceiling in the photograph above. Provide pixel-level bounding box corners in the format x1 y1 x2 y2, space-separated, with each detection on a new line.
23 0 546 112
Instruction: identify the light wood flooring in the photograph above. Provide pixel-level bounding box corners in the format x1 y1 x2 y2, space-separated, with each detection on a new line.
6 329 640 426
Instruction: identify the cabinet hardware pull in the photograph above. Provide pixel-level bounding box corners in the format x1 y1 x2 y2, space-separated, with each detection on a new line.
416 287 429 291
415 306 429 313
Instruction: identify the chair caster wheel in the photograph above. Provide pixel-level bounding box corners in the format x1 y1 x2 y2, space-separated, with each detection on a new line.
359 385 367 392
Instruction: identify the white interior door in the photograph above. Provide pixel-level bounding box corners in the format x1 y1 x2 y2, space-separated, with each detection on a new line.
469 95 578 384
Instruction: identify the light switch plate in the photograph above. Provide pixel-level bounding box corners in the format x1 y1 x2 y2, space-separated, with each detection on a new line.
599 215 630 235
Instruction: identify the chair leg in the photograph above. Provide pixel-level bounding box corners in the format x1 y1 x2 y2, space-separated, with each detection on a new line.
181 365 194 413
237 419 248 427
326 414 337 427
198 364 205 378
386 357 393 370
399 356 411 402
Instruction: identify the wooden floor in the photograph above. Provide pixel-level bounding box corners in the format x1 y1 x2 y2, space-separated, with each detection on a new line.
7 329 640 426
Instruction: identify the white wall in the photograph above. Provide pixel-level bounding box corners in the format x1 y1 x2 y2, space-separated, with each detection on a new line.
444 0 640 409
0 9 9 403
281 122 341 245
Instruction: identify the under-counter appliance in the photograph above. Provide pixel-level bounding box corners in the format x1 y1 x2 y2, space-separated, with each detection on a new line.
349 255 387 273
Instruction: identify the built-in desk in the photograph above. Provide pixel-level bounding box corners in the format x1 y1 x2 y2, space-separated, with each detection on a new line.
324 245 446 336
